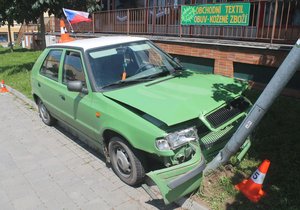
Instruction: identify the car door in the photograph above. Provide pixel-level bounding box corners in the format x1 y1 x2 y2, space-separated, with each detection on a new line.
37 49 65 117
58 49 100 142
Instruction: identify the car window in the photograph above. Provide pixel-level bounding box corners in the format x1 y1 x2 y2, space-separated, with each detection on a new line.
89 50 124 87
40 50 62 81
88 41 181 89
62 51 85 84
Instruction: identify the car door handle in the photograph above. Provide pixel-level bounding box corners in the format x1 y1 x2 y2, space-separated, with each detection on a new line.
38 82 41 87
59 95 65 101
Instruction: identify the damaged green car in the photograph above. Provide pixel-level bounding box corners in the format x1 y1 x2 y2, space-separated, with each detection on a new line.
31 36 251 204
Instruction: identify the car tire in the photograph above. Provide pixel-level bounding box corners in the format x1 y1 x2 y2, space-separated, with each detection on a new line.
37 99 56 126
108 136 145 186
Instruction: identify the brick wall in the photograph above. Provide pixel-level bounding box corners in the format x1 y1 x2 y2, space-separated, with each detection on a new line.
155 41 289 78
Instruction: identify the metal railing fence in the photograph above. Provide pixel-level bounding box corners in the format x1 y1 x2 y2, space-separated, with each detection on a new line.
53 0 300 44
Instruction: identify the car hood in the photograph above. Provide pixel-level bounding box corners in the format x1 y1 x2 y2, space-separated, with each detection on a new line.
103 72 248 126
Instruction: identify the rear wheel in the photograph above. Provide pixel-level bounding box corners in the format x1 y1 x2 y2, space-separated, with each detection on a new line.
108 136 145 185
37 100 55 126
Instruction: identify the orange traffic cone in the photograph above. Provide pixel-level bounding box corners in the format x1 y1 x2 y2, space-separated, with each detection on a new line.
0 80 9 93
58 20 74 43
235 159 270 202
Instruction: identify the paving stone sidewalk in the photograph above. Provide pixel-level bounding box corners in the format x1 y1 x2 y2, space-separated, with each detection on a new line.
0 93 179 210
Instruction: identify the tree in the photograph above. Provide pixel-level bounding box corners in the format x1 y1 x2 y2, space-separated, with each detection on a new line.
0 0 15 51
1 0 101 50
26 0 101 49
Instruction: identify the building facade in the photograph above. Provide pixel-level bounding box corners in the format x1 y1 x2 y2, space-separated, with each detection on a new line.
26 0 300 96
0 22 21 46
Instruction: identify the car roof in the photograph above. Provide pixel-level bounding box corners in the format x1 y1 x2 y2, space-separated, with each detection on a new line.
50 36 148 51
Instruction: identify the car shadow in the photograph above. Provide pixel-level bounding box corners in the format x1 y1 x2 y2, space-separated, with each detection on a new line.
146 199 178 210
53 122 107 164
211 81 248 102
52 122 179 209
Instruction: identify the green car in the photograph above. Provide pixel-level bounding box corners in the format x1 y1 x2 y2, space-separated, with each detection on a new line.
31 36 251 204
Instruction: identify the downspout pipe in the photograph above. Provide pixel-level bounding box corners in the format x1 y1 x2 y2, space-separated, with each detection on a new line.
204 39 300 174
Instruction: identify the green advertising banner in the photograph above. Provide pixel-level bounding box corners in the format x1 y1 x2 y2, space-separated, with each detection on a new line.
181 3 250 26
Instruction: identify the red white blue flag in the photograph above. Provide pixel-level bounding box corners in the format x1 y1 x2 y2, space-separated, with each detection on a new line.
63 8 92 24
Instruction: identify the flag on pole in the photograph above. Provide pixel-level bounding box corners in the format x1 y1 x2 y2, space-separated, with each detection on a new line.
63 8 92 24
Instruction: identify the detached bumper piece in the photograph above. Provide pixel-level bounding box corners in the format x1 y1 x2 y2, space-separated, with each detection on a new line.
147 143 205 204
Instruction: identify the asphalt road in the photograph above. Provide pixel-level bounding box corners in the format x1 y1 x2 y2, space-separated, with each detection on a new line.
0 92 179 210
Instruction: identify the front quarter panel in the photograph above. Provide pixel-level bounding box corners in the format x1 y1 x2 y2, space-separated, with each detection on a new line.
94 94 175 157
147 141 204 204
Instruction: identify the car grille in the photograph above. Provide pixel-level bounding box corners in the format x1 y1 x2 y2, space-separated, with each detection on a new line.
197 123 241 161
206 97 250 128
200 125 234 149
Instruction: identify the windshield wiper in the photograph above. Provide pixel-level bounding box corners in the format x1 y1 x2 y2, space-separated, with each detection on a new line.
101 78 153 89
124 67 170 81
144 69 170 79
174 66 185 71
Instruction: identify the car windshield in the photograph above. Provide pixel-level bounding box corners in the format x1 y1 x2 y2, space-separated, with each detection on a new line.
87 41 183 90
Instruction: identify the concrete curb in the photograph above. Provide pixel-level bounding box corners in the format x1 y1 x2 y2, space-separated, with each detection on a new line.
6 85 37 110
5 84 210 210
175 197 209 210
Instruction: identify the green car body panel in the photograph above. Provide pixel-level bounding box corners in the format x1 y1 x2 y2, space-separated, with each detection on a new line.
31 38 251 204
147 141 205 204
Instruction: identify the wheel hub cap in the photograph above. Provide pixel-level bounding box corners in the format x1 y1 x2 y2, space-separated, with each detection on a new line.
40 105 49 121
116 149 131 173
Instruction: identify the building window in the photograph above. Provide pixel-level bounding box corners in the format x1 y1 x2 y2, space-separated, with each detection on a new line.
13 32 18 42
0 33 8 43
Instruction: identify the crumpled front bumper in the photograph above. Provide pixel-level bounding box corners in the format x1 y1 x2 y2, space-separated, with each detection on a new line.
147 142 205 204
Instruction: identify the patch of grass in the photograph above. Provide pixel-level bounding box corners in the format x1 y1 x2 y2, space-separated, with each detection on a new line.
198 89 300 210
1 47 300 209
0 47 42 98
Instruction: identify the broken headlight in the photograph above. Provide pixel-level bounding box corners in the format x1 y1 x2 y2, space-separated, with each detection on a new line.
156 127 199 150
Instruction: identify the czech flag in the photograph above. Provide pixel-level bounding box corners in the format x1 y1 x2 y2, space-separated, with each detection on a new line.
63 8 92 24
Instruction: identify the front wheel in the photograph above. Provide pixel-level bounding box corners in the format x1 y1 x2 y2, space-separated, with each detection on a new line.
108 136 145 185
37 100 56 126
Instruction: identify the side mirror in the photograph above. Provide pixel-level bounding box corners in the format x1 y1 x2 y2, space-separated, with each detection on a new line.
67 81 88 94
